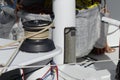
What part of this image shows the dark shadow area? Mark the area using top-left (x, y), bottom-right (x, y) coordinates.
top-left (89, 53), bottom-right (116, 80)
top-left (77, 52), bottom-right (117, 80)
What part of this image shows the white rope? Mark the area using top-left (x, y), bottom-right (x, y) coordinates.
top-left (0, 58), bottom-right (119, 69)
top-left (0, 39), bottom-right (24, 75)
top-left (0, 23), bottom-right (54, 75)
top-left (25, 30), bottom-right (49, 39)
top-left (0, 58), bottom-right (119, 79)
top-left (0, 23), bottom-right (53, 49)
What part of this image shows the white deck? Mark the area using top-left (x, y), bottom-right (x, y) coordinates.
top-left (59, 47), bottom-right (119, 80)
top-left (89, 47), bottom-right (119, 80)
top-left (0, 38), bottom-right (61, 72)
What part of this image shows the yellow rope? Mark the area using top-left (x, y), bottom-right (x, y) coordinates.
top-left (76, 3), bottom-right (98, 10)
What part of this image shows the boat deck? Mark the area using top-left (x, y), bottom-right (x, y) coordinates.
top-left (77, 47), bottom-right (119, 80)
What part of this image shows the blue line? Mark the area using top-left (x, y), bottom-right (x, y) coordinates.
top-left (13, 0), bottom-right (17, 9)
top-left (43, 73), bottom-right (51, 80)
top-left (0, 5), bottom-right (13, 9)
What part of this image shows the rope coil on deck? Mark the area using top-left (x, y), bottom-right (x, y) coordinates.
top-left (25, 30), bottom-right (49, 40)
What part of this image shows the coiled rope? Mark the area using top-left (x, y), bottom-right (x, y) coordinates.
top-left (25, 30), bottom-right (49, 40)
top-left (0, 22), bottom-right (53, 75)
top-left (0, 22), bottom-right (53, 49)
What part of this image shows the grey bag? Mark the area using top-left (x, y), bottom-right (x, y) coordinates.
top-left (76, 6), bottom-right (101, 57)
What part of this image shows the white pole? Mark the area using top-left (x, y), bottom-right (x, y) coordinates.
top-left (53, 0), bottom-right (76, 64)
top-left (102, 17), bottom-right (120, 27)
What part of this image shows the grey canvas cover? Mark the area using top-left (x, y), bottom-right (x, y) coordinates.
top-left (0, 7), bottom-right (15, 39)
top-left (76, 6), bottom-right (101, 57)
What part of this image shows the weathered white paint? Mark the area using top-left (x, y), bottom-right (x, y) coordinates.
top-left (53, 0), bottom-right (76, 64)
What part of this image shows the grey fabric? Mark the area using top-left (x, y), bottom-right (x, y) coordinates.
top-left (0, 7), bottom-right (15, 39)
top-left (64, 29), bottom-right (76, 63)
top-left (9, 21), bottom-right (24, 40)
top-left (76, 6), bottom-right (101, 57)
top-left (17, 11), bottom-right (52, 22)
top-left (2, 7), bottom-right (15, 17)
top-left (94, 13), bottom-right (109, 48)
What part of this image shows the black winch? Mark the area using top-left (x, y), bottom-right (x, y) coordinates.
top-left (20, 20), bottom-right (55, 53)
